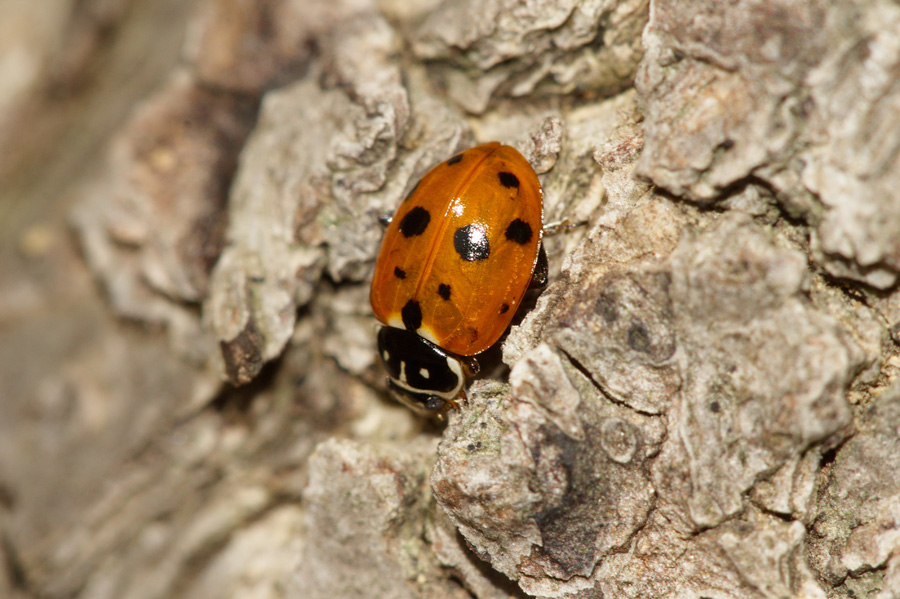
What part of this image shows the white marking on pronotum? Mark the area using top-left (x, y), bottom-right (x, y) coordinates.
top-left (420, 368), bottom-right (430, 379)
top-left (382, 350), bottom-right (390, 362)
top-left (445, 357), bottom-right (464, 398)
top-left (388, 356), bottom-right (464, 401)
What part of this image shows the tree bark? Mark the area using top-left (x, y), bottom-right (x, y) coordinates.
top-left (1, 0), bottom-right (898, 598)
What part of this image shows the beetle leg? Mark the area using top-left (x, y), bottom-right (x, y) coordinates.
top-left (460, 356), bottom-right (480, 377)
top-left (543, 218), bottom-right (587, 235)
top-left (529, 244), bottom-right (549, 289)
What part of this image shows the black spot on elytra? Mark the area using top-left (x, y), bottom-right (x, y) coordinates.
top-left (438, 283), bottom-right (451, 300)
top-left (447, 154), bottom-right (463, 165)
top-left (394, 267), bottom-right (406, 279)
top-left (499, 303), bottom-right (510, 314)
top-left (498, 171), bottom-right (519, 189)
top-left (454, 224), bottom-right (490, 261)
top-left (399, 207), bottom-right (430, 237)
top-left (402, 300), bottom-right (422, 331)
top-left (505, 219), bottom-right (533, 245)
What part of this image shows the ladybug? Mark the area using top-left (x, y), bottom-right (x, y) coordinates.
top-left (370, 142), bottom-right (547, 415)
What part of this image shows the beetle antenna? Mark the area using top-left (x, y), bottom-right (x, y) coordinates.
top-left (543, 218), bottom-right (588, 236)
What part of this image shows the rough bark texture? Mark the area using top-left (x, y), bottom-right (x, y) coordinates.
top-left (2, 0), bottom-right (899, 598)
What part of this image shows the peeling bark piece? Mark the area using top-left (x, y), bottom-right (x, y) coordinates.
top-left (636, 0), bottom-right (828, 200)
top-left (206, 78), bottom-right (344, 383)
top-left (553, 269), bottom-right (679, 415)
top-left (511, 344), bottom-right (584, 441)
top-left (880, 556), bottom-right (900, 599)
top-left (506, 197), bottom-right (688, 414)
top-left (219, 317), bottom-right (265, 385)
top-left (317, 13), bottom-right (413, 281)
top-left (717, 510), bottom-right (827, 599)
top-left (432, 364), bottom-right (664, 596)
top-left (809, 386), bottom-right (900, 587)
top-left (637, 0), bottom-right (900, 288)
top-left (411, 0), bottom-right (647, 113)
top-left (656, 214), bottom-right (856, 530)
top-left (427, 508), bottom-right (528, 599)
top-left (71, 70), bottom-right (257, 362)
top-left (636, 58), bottom-right (785, 201)
top-left (749, 449), bottom-right (821, 522)
top-left (72, 69), bottom-right (255, 306)
top-left (187, 0), bottom-right (356, 93)
top-left (801, 5), bottom-right (900, 288)
top-left (502, 91), bottom-right (658, 367)
top-left (184, 506), bottom-right (305, 599)
top-left (295, 438), bottom-right (470, 599)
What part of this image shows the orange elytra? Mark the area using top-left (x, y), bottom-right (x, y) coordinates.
top-left (370, 142), bottom-right (545, 415)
